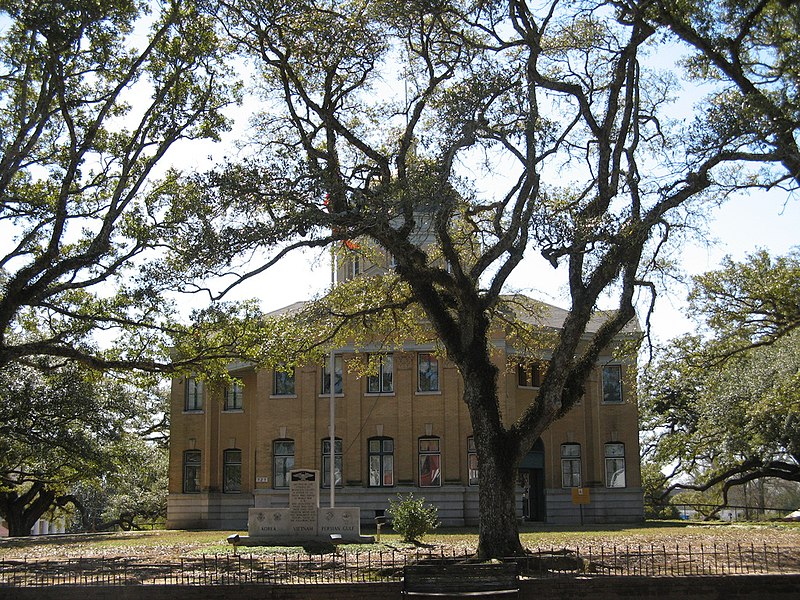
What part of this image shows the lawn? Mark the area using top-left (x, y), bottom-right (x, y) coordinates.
top-left (2, 521), bottom-right (800, 560)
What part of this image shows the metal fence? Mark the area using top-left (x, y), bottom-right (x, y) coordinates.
top-left (2, 543), bottom-right (799, 586)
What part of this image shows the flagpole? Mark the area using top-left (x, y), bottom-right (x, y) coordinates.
top-left (329, 349), bottom-right (336, 508)
top-left (329, 243), bottom-right (336, 508)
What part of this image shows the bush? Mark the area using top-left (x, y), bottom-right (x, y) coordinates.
top-left (387, 492), bottom-right (439, 543)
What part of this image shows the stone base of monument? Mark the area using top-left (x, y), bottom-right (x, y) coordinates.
top-left (240, 506), bottom-right (375, 545)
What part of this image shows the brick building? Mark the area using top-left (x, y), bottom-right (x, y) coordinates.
top-left (167, 277), bottom-right (644, 529)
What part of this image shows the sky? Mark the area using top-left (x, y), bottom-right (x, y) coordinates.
top-left (3, 7), bottom-right (797, 350)
top-left (212, 182), bottom-right (798, 347)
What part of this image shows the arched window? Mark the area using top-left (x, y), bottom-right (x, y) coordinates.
top-left (605, 443), bottom-right (626, 488)
top-left (322, 438), bottom-right (343, 488)
top-left (418, 437), bottom-right (441, 487)
top-left (368, 437), bottom-right (394, 487)
top-left (560, 443), bottom-right (581, 488)
top-left (467, 437), bottom-right (478, 486)
top-left (223, 449), bottom-right (242, 493)
top-left (183, 450), bottom-right (201, 493)
top-left (273, 439), bottom-right (294, 488)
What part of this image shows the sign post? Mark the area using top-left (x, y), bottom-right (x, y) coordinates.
top-left (571, 487), bottom-right (590, 525)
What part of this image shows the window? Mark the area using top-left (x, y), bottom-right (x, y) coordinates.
top-left (602, 365), bottom-right (623, 403)
top-left (273, 440), bottom-right (294, 488)
top-left (185, 378), bottom-right (203, 411)
top-left (223, 449), bottom-right (242, 493)
top-left (367, 354), bottom-right (394, 393)
top-left (467, 436), bottom-right (479, 486)
top-left (224, 381), bottom-right (243, 411)
top-left (517, 362), bottom-right (542, 388)
top-left (368, 437), bottom-right (394, 487)
top-left (418, 437), bottom-right (441, 487)
top-left (417, 353), bottom-right (440, 392)
top-left (273, 368), bottom-right (296, 396)
top-left (321, 355), bottom-right (343, 395)
top-left (183, 450), bottom-right (201, 493)
top-left (348, 256), bottom-right (360, 278)
top-left (605, 443), bottom-right (626, 488)
top-left (561, 443), bottom-right (581, 488)
top-left (321, 438), bottom-right (343, 488)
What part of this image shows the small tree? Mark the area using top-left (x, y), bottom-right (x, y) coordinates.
top-left (387, 493), bottom-right (439, 544)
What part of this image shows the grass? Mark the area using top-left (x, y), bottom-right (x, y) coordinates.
top-left (2, 521), bottom-right (800, 560)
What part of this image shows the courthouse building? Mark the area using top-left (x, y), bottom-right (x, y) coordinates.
top-left (166, 249), bottom-right (644, 529)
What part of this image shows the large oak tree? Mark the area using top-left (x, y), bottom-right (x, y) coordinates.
top-left (155, 0), bottom-right (800, 557)
top-left (641, 250), bottom-right (800, 510)
top-left (0, 0), bottom-right (242, 373)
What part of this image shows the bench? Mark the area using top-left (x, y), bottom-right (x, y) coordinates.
top-left (402, 562), bottom-right (520, 597)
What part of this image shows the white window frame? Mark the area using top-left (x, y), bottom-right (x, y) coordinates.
top-left (561, 443), bottom-right (582, 488)
top-left (321, 354), bottom-right (343, 395)
top-left (185, 377), bottom-right (203, 411)
top-left (322, 438), bottom-right (343, 488)
top-left (417, 352), bottom-right (440, 393)
top-left (273, 368), bottom-right (296, 396)
top-left (467, 436), bottom-right (479, 486)
top-left (183, 450), bottom-right (201, 493)
top-left (223, 449), bottom-right (242, 493)
top-left (368, 437), bottom-right (394, 487)
top-left (605, 442), bottom-right (626, 488)
top-left (602, 365), bottom-right (623, 403)
top-left (273, 440), bottom-right (294, 489)
top-left (367, 354), bottom-right (394, 393)
top-left (418, 437), bottom-right (441, 487)
top-left (224, 381), bottom-right (243, 411)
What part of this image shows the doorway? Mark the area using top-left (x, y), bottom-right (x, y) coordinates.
top-left (518, 439), bottom-right (545, 521)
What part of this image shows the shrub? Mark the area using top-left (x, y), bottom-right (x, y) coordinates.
top-left (387, 492), bottom-right (439, 543)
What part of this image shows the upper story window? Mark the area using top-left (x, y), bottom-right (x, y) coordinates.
top-left (367, 354), bottom-right (394, 393)
top-left (605, 442), bottom-right (626, 488)
top-left (347, 256), bottom-right (361, 279)
top-left (273, 367), bottom-right (296, 396)
top-left (418, 436), bottom-right (441, 487)
top-left (321, 438), bottom-right (343, 488)
top-left (273, 439), bottom-right (294, 489)
top-left (224, 381), bottom-right (243, 411)
top-left (561, 443), bottom-right (581, 488)
top-left (417, 352), bottom-right (440, 393)
top-left (223, 449), bottom-right (242, 493)
top-left (184, 378), bottom-right (203, 412)
top-left (183, 450), bottom-right (201, 493)
top-left (467, 436), bottom-right (479, 486)
top-left (517, 362), bottom-right (543, 388)
top-left (602, 365), bottom-right (623, 403)
top-left (368, 437), bottom-right (394, 487)
top-left (321, 354), bottom-right (343, 395)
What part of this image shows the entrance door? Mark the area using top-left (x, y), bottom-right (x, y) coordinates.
top-left (519, 439), bottom-right (545, 521)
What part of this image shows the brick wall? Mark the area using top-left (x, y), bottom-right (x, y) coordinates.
top-left (3, 575), bottom-right (800, 600)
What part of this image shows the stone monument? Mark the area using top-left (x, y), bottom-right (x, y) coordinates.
top-left (243, 469), bottom-right (372, 545)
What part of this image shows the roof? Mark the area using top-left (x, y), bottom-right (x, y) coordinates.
top-left (502, 295), bottom-right (641, 335)
top-left (267, 294), bottom-right (641, 336)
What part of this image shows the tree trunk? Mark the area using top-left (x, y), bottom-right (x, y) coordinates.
top-left (461, 358), bottom-right (526, 558)
top-left (475, 443), bottom-right (525, 558)
top-left (0, 485), bottom-right (56, 537)
top-left (3, 505), bottom-right (33, 537)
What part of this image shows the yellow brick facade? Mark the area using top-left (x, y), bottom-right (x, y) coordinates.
top-left (167, 311), bottom-right (644, 529)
